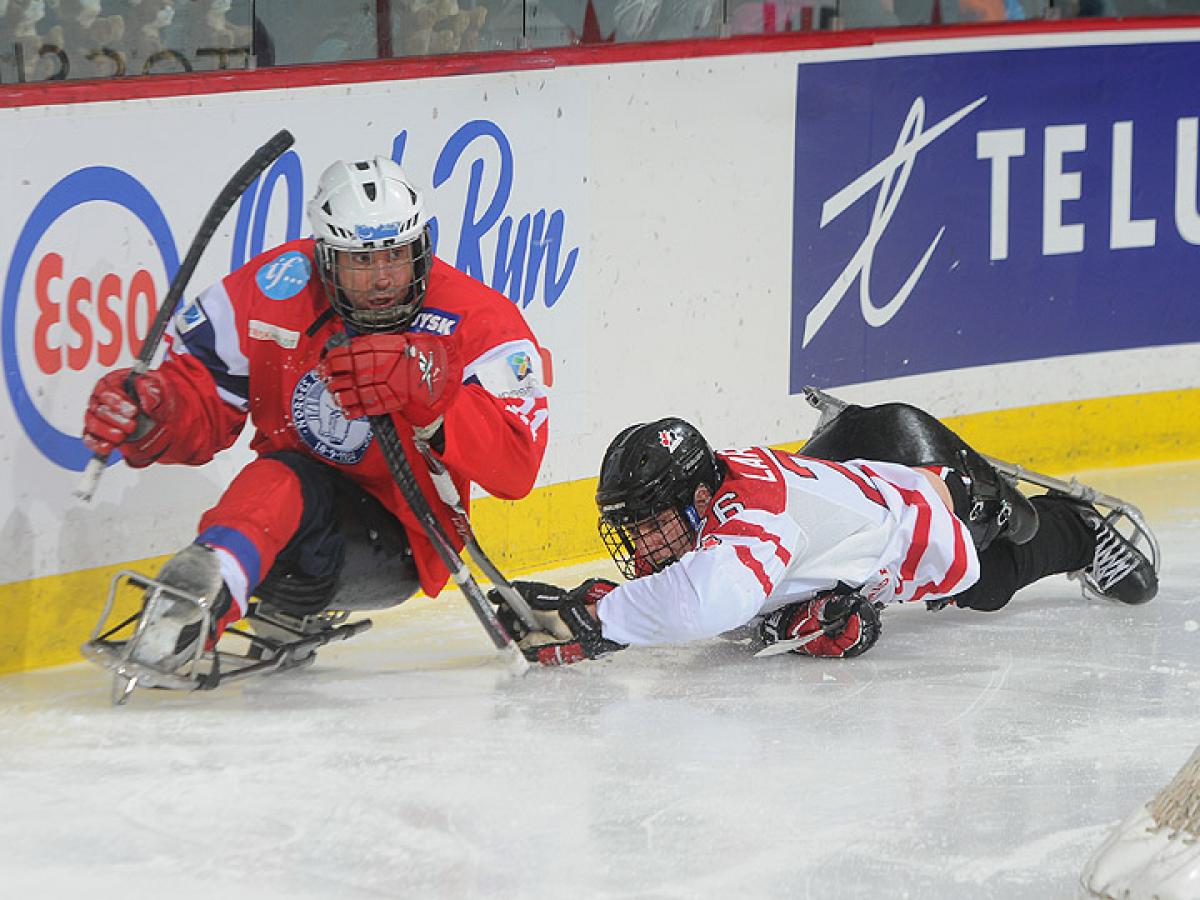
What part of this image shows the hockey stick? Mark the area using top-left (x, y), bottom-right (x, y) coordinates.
top-left (753, 626), bottom-right (834, 658)
top-left (325, 334), bottom-right (529, 674)
top-left (75, 128), bottom-right (296, 502)
top-left (411, 436), bottom-right (542, 634)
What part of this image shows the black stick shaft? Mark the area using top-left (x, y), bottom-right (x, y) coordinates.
top-left (322, 331), bottom-right (520, 661)
top-left (413, 437), bottom-right (541, 633)
top-left (136, 129), bottom-right (295, 374)
top-left (76, 129), bottom-right (295, 501)
top-left (368, 411), bottom-right (517, 652)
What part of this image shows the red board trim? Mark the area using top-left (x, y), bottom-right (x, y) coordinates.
top-left (1, 15), bottom-right (1198, 110)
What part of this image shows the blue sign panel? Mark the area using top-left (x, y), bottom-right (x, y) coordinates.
top-left (791, 42), bottom-right (1200, 391)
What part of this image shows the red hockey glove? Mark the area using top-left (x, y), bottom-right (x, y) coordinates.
top-left (759, 590), bottom-right (881, 659)
top-left (487, 578), bottom-right (626, 667)
top-left (320, 333), bottom-right (462, 427)
top-left (82, 369), bottom-right (178, 468)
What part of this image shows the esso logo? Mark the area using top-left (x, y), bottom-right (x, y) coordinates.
top-left (2, 167), bottom-right (178, 471)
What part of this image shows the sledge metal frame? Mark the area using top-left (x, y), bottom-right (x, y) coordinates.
top-left (801, 386), bottom-right (1162, 603)
top-left (81, 569), bottom-right (373, 705)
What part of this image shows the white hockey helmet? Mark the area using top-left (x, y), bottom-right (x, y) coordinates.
top-left (307, 157), bottom-right (433, 333)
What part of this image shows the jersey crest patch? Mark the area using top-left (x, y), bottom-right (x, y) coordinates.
top-left (256, 251), bottom-right (312, 300)
top-left (291, 370), bottom-right (373, 464)
top-left (408, 308), bottom-right (461, 336)
top-left (174, 299), bottom-right (207, 334)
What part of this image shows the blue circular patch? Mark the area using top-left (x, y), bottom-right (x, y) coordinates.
top-left (291, 370), bottom-right (373, 464)
top-left (256, 250), bottom-right (312, 300)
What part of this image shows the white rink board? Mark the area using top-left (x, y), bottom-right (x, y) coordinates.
top-left (2, 28), bottom-right (1199, 583)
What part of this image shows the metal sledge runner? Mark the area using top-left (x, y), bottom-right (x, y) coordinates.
top-left (801, 384), bottom-right (1161, 604)
top-left (82, 566), bottom-right (374, 705)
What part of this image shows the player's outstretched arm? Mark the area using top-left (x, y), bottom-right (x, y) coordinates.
top-left (488, 579), bottom-right (626, 667)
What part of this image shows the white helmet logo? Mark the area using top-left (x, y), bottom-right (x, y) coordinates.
top-left (355, 222), bottom-right (401, 241)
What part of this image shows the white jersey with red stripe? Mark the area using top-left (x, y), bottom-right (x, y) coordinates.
top-left (595, 447), bottom-right (980, 646)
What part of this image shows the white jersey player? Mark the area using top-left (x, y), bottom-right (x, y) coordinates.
top-left (595, 438), bottom-right (978, 649)
top-left (490, 413), bottom-right (1158, 667)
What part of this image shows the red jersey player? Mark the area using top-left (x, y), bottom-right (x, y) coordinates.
top-left (82, 157), bottom-right (549, 679)
top-left (491, 410), bottom-right (1157, 667)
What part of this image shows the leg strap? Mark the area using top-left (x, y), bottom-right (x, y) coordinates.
top-left (955, 494), bottom-right (1093, 611)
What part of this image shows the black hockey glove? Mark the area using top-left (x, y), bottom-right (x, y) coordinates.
top-left (759, 588), bottom-right (881, 658)
top-left (487, 579), bottom-right (626, 667)
top-left (817, 590), bottom-right (869, 635)
top-left (925, 596), bottom-right (958, 612)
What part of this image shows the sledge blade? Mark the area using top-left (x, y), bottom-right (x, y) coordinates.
top-left (82, 611), bottom-right (374, 704)
top-left (81, 638), bottom-right (205, 695)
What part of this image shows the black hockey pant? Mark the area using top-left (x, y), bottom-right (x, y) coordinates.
top-left (254, 451), bottom-right (420, 616)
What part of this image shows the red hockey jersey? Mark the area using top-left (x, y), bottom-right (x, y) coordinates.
top-left (154, 238), bottom-right (549, 597)
top-left (596, 447), bottom-right (979, 645)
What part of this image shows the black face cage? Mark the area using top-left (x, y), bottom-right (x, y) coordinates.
top-left (598, 518), bottom-right (641, 580)
top-left (315, 226), bottom-right (433, 333)
top-left (597, 509), bottom-right (696, 580)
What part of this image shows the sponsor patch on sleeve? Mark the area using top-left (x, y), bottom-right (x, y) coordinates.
top-left (467, 341), bottom-right (546, 400)
top-left (506, 351), bottom-right (531, 381)
top-left (248, 319), bottom-right (300, 350)
top-left (256, 251), bottom-right (312, 300)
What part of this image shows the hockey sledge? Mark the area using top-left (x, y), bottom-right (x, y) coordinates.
top-left (802, 385), bottom-right (1162, 603)
top-left (81, 568), bottom-right (373, 705)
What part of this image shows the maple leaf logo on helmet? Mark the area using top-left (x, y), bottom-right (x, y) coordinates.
top-left (658, 428), bottom-right (682, 452)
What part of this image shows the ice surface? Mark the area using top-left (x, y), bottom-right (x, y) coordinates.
top-left (1, 462), bottom-right (1197, 899)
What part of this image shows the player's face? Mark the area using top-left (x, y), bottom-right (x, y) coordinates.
top-left (334, 244), bottom-right (416, 310)
top-left (631, 508), bottom-right (694, 572)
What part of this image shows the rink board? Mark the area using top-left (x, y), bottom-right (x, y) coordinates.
top-left (2, 23), bottom-right (1199, 673)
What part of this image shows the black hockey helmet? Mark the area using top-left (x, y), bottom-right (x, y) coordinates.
top-left (595, 417), bottom-right (723, 578)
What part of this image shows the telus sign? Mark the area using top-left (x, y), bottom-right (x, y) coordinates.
top-left (790, 41), bottom-right (1200, 391)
